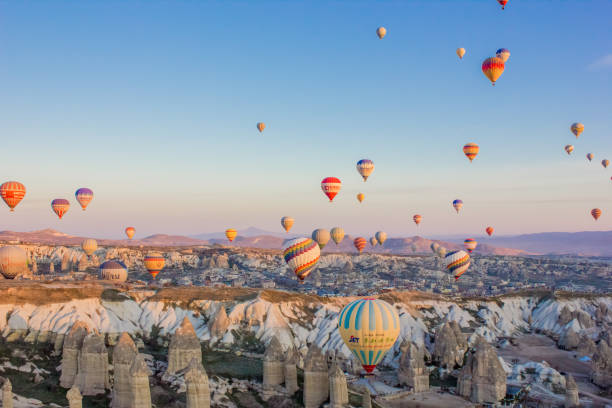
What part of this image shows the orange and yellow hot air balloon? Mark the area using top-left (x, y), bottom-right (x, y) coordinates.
top-left (144, 252), bottom-right (165, 279)
top-left (463, 143), bottom-right (479, 162)
top-left (482, 57), bottom-right (505, 86)
top-left (51, 199), bottom-right (70, 219)
top-left (0, 181), bottom-right (26, 212)
top-left (281, 216), bottom-right (294, 232)
top-left (376, 27), bottom-right (386, 39)
top-left (354, 237), bottom-right (367, 253)
top-left (256, 122), bottom-right (265, 133)
top-left (486, 226), bottom-right (494, 236)
top-left (413, 214), bottom-right (422, 226)
top-left (602, 159), bottom-right (609, 169)
top-left (225, 229), bottom-right (237, 242)
top-left (456, 48), bottom-right (466, 59)
top-left (357, 193), bottom-right (365, 203)
top-left (587, 153), bottom-right (594, 162)
top-left (125, 227), bottom-right (136, 240)
top-left (571, 123), bottom-right (584, 138)
top-left (591, 208), bottom-right (602, 221)
top-left (565, 145), bottom-right (574, 155)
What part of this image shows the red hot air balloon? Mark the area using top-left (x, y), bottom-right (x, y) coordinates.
top-left (51, 199), bottom-right (70, 219)
top-left (353, 237), bottom-right (366, 253)
top-left (321, 177), bottom-right (342, 202)
top-left (482, 57), bottom-right (505, 85)
top-left (591, 208), bottom-right (602, 221)
top-left (413, 214), bottom-right (422, 226)
top-left (125, 227), bottom-right (136, 240)
top-left (497, 0), bottom-right (508, 9)
top-left (0, 182), bottom-right (26, 212)
top-left (486, 226), bottom-right (494, 236)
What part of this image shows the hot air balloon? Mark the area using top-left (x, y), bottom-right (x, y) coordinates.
top-left (331, 227), bottom-right (345, 245)
top-left (497, 0), bottom-right (508, 9)
top-left (413, 214), bottom-right (422, 226)
top-left (257, 122), bottom-right (265, 133)
top-left (482, 57), bottom-right (505, 85)
top-left (312, 229), bottom-right (331, 249)
top-left (81, 239), bottom-right (98, 256)
top-left (375, 231), bottom-right (387, 246)
top-left (456, 48), bottom-right (466, 59)
top-left (430, 242), bottom-right (440, 254)
top-left (354, 237), bottom-right (367, 253)
top-left (587, 153), bottom-right (594, 162)
top-left (463, 143), bottom-right (479, 162)
top-left (463, 238), bottom-right (478, 254)
top-left (51, 199), bottom-right (70, 219)
top-left (125, 227), bottom-right (136, 240)
top-left (144, 252), bottom-right (165, 279)
top-left (357, 193), bottom-right (365, 203)
top-left (592, 208), bottom-right (602, 220)
top-left (100, 260), bottom-right (128, 282)
top-left (225, 229), bottom-right (237, 242)
top-left (453, 199), bottom-right (463, 214)
top-left (75, 188), bottom-right (94, 211)
top-left (565, 145), bottom-right (574, 155)
top-left (496, 48), bottom-right (510, 63)
top-left (445, 250), bottom-right (470, 280)
top-left (321, 177), bottom-right (342, 202)
top-left (437, 246), bottom-right (447, 258)
top-left (571, 123), bottom-right (584, 138)
top-left (0, 246), bottom-right (27, 279)
top-left (602, 159), bottom-right (610, 169)
top-left (376, 27), bottom-right (386, 39)
top-left (356, 159), bottom-right (375, 182)
top-left (0, 181), bottom-right (26, 212)
top-left (486, 226), bottom-right (494, 237)
top-left (282, 237), bottom-right (320, 282)
top-left (338, 298), bottom-right (400, 374)
top-left (370, 237), bottom-right (378, 247)
top-left (281, 216), bottom-right (294, 232)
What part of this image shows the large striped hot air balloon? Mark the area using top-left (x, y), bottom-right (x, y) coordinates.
top-left (225, 229), bottom-right (237, 242)
top-left (144, 253), bottom-right (165, 279)
top-left (100, 260), bottom-right (128, 282)
top-left (413, 214), bottom-right (422, 226)
top-left (338, 298), bottom-right (400, 374)
top-left (81, 239), bottom-right (98, 256)
top-left (75, 188), bottom-right (94, 211)
top-left (571, 123), bottom-right (584, 138)
top-left (463, 143), bottom-right (479, 162)
top-left (456, 48), bottom-right (466, 59)
top-left (312, 229), bottom-right (331, 249)
top-left (452, 199), bottom-right (463, 214)
top-left (375, 231), bottom-right (387, 246)
top-left (565, 145), bottom-right (574, 155)
top-left (592, 208), bottom-right (602, 221)
top-left (370, 237), bottom-right (378, 247)
top-left (282, 237), bottom-right (320, 282)
top-left (497, 0), bottom-right (508, 10)
top-left (463, 238), bottom-right (478, 254)
top-left (281, 216), bottom-right (294, 232)
top-left (321, 177), bottom-right (342, 202)
top-left (257, 122), bottom-right (265, 133)
top-left (602, 159), bottom-right (609, 169)
top-left (356, 159), bottom-right (375, 182)
top-left (496, 48), bottom-right (510, 63)
top-left (486, 226), bottom-right (494, 237)
top-left (0, 181), bottom-right (26, 212)
top-left (51, 199), bottom-right (70, 219)
top-left (354, 237), bottom-right (367, 253)
top-left (357, 193), bottom-right (365, 203)
top-left (376, 27), bottom-right (386, 39)
top-left (125, 227), bottom-right (136, 240)
top-left (331, 227), bottom-right (345, 245)
top-left (0, 246), bottom-right (28, 279)
top-left (587, 153), bottom-right (594, 162)
top-left (482, 57), bottom-right (505, 85)
top-left (445, 250), bottom-right (470, 280)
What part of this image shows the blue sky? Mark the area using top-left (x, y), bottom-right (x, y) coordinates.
top-left (0, 0), bottom-right (611, 238)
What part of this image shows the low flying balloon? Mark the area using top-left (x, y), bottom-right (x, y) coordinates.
top-left (357, 193), bottom-right (365, 203)
top-left (144, 252), bottom-right (165, 279)
top-left (81, 239), bottom-right (98, 256)
top-left (354, 237), bottom-right (367, 254)
top-left (592, 208), bottom-right (602, 221)
top-left (356, 159), bottom-right (375, 182)
top-left (456, 48), bottom-right (466, 59)
top-left (413, 214), bottom-right (422, 226)
top-left (256, 122), bottom-right (265, 133)
top-left (482, 57), bottom-right (505, 85)
top-left (375, 231), bottom-right (387, 245)
top-left (453, 199), bottom-right (463, 214)
top-left (225, 229), bottom-right (237, 242)
top-left (281, 216), bottom-right (294, 232)
top-left (321, 177), bottom-right (342, 202)
top-left (437, 246), bottom-right (447, 258)
top-left (0, 246), bottom-right (28, 279)
top-left (376, 27), bottom-right (386, 39)
top-left (125, 227), bottom-right (136, 240)
top-left (463, 238), bottom-right (478, 254)
top-left (463, 143), bottom-right (479, 162)
top-left (370, 237), bottom-right (378, 247)
top-left (430, 242), bottom-right (440, 254)
top-left (571, 123), bottom-right (584, 138)
top-left (75, 188), bottom-right (94, 210)
top-left (445, 250), bottom-right (470, 280)
top-left (565, 145), bottom-right (574, 155)
top-left (587, 153), bottom-right (594, 162)
top-left (312, 228), bottom-right (331, 249)
top-left (51, 199), bottom-right (70, 219)
top-left (497, 0), bottom-right (508, 10)
top-left (330, 227), bottom-right (345, 245)
top-left (338, 298), bottom-right (400, 373)
top-left (602, 159), bottom-right (609, 169)
top-left (0, 181), bottom-right (26, 212)
top-left (496, 48), bottom-right (510, 63)
top-left (486, 226), bottom-right (494, 237)
top-left (282, 237), bottom-right (320, 282)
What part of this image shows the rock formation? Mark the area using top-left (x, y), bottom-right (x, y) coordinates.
top-left (112, 332), bottom-right (138, 408)
top-left (576, 335), bottom-right (597, 356)
top-left (60, 321), bottom-right (91, 388)
top-left (398, 340), bottom-right (429, 392)
top-left (2, 379), bottom-right (13, 408)
top-left (284, 347), bottom-right (299, 396)
top-left (457, 338), bottom-right (506, 404)
top-left (433, 320), bottom-right (467, 368)
top-left (67, 385), bottom-right (83, 408)
top-left (564, 374), bottom-right (579, 407)
top-left (558, 306), bottom-right (594, 329)
top-left (591, 340), bottom-right (612, 390)
top-left (129, 354), bottom-right (152, 408)
top-left (184, 358), bottom-right (210, 408)
top-left (263, 336), bottom-right (284, 399)
top-left (166, 317), bottom-right (202, 375)
top-left (209, 306), bottom-right (230, 339)
top-left (559, 328), bottom-right (580, 350)
top-left (329, 363), bottom-right (348, 408)
top-left (75, 331), bottom-right (109, 395)
top-left (361, 388), bottom-right (371, 408)
top-left (303, 344), bottom-right (329, 408)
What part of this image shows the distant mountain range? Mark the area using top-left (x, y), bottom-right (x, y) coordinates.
top-left (485, 231), bottom-right (612, 257)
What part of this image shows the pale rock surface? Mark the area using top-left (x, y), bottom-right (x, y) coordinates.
top-left (2, 378), bottom-right (13, 408)
top-left (166, 317), bottom-right (202, 375)
top-left (303, 344), bottom-right (329, 408)
top-left (129, 354), bottom-right (152, 408)
top-left (184, 358), bottom-right (210, 408)
top-left (67, 385), bottom-right (83, 408)
top-left (576, 335), bottom-right (597, 356)
top-left (75, 331), bottom-right (109, 395)
top-left (262, 336), bottom-right (284, 399)
top-left (328, 363), bottom-right (348, 408)
top-left (112, 332), bottom-right (138, 408)
top-left (361, 388), bottom-right (371, 408)
top-left (284, 347), bottom-right (299, 396)
top-left (209, 306), bottom-right (230, 340)
top-left (592, 340), bottom-right (612, 390)
top-left (398, 339), bottom-right (429, 392)
top-left (559, 327), bottom-right (580, 350)
top-left (564, 374), bottom-right (579, 408)
top-left (457, 337), bottom-right (506, 404)
top-left (433, 320), bottom-right (467, 368)
top-left (60, 321), bottom-right (91, 388)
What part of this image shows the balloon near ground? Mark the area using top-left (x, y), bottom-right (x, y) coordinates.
top-left (375, 231), bottom-right (387, 245)
top-left (370, 237), bottom-right (378, 247)
top-left (376, 27), bottom-right (386, 39)
top-left (354, 237), bottom-right (367, 253)
top-left (125, 227), bottom-right (136, 240)
top-left (464, 238), bottom-right (478, 254)
top-left (456, 48), bottom-right (465, 59)
top-left (452, 199), bottom-right (463, 213)
top-left (144, 253), bottom-right (165, 279)
top-left (81, 239), bottom-right (98, 256)
top-left (0, 246), bottom-right (28, 279)
top-left (225, 229), bottom-right (237, 242)
top-left (337, 298), bottom-right (401, 374)
top-left (321, 177), bottom-right (342, 202)
top-left (75, 188), bottom-right (94, 210)
top-left (592, 208), bottom-right (602, 220)
top-left (486, 226), bottom-right (494, 236)
top-left (356, 159), bottom-right (375, 182)
top-left (430, 242), bottom-right (439, 254)
top-left (330, 227), bottom-right (345, 245)
top-left (51, 199), bottom-right (70, 219)
top-left (282, 237), bottom-right (320, 282)
top-left (482, 57), bottom-right (505, 85)
top-left (463, 143), bottom-right (479, 162)
top-left (0, 181), bottom-right (26, 212)
top-left (100, 260), bottom-right (128, 282)
top-left (571, 123), bottom-right (584, 138)
top-left (565, 145), bottom-right (574, 155)
top-left (281, 216), bottom-right (294, 232)
top-left (312, 228), bottom-right (331, 249)
top-left (445, 250), bottom-right (470, 280)
top-left (496, 48), bottom-right (510, 63)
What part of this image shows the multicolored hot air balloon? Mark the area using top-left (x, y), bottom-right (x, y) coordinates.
top-left (571, 123), bottom-right (584, 138)
top-left (482, 57), bottom-right (505, 85)
top-left (338, 298), bottom-right (400, 374)
top-left (445, 250), bottom-right (470, 280)
top-left (0, 182), bottom-right (26, 212)
top-left (331, 227), bottom-right (345, 245)
top-left (376, 27), bottom-right (386, 39)
top-left (321, 177), bottom-right (342, 202)
top-left (257, 122), bottom-right (265, 133)
top-left (281, 216), bottom-right (294, 232)
top-left (456, 48), bottom-right (466, 59)
top-left (282, 237), bottom-right (320, 282)
top-left (602, 159), bottom-right (609, 169)
top-left (312, 228), bottom-right (331, 249)
top-left (497, 0), bottom-right (508, 10)
top-left (144, 253), bottom-right (165, 279)
top-left (413, 214), bottom-right (422, 226)
top-left (75, 188), bottom-right (94, 211)
top-left (370, 237), bottom-right (378, 247)
top-left (463, 238), bottom-right (478, 254)
top-left (81, 239), bottom-right (98, 256)
top-left (125, 227), bottom-right (136, 240)
top-left (356, 159), bottom-right (375, 182)
top-left (357, 193), bottom-right (365, 203)
top-left (375, 231), bottom-right (387, 246)
top-left (463, 143), bottom-right (479, 162)
top-left (592, 208), bottom-right (602, 220)
top-left (225, 229), bottom-right (237, 242)
top-left (354, 237), bottom-right (367, 253)
top-left (496, 48), bottom-right (510, 63)
top-left (565, 145), bottom-right (574, 155)
top-left (51, 199), bottom-right (70, 219)
top-left (587, 153), bottom-right (594, 162)
top-left (486, 226), bottom-right (494, 237)
top-left (0, 246), bottom-right (28, 279)
top-left (100, 260), bottom-right (128, 282)
top-left (453, 199), bottom-right (463, 213)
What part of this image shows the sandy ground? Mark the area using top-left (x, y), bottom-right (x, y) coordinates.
top-left (382, 390), bottom-right (474, 408)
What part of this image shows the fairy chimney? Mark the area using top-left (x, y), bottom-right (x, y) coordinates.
top-left (457, 337), bottom-right (506, 404)
top-left (67, 385), bottom-right (83, 408)
top-left (184, 358), bottom-right (210, 408)
top-left (129, 354), bottom-right (152, 408)
top-left (329, 363), bottom-right (348, 408)
top-left (262, 336), bottom-right (284, 399)
top-left (284, 347), bottom-right (299, 396)
top-left (398, 340), bottom-right (429, 392)
top-left (2, 379), bottom-right (13, 408)
top-left (60, 321), bottom-right (91, 388)
top-left (303, 344), bottom-right (329, 408)
top-left (75, 331), bottom-right (109, 395)
top-left (564, 374), bottom-right (579, 407)
top-left (166, 317), bottom-right (202, 375)
top-left (112, 332), bottom-right (138, 408)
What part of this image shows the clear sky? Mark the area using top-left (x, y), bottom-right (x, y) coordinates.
top-left (0, 0), bottom-right (611, 239)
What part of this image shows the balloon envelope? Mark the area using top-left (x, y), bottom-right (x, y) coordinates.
top-left (497, 0), bottom-right (508, 9)
top-left (463, 143), bottom-right (479, 162)
top-left (225, 229), bottom-right (237, 242)
top-left (413, 214), bottom-right (422, 225)
top-left (370, 237), bottom-right (378, 247)
top-left (75, 188), bottom-right (94, 210)
top-left (376, 27), bottom-right (386, 39)
top-left (257, 122), bottom-right (265, 132)
top-left (281, 216), bottom-right (294, 232)
top-left (430, 242), bottom-right (439, 254)
top-left (144, 253), bottom-right (165, 279)
top-left (125, 227), bottom-right (136, 240)
top-left (565, 145), bottom-right (574, 155)
top-left (81, 239), bottom-right (98, 256)
top-left (463, 238), bottom-right (478, 253)
top-left (357, 193), bottom-right (365, 203)
top-left (592, 208), bottom-right (602, 220)
top-left (486, 226), bottom-right (494, 236)
top-left (51, 199), bottom-right (70, 219)
top-left (312, 229), bottom-right (331, 249)
top-left (330, 227), bottom-right (345, 245)
top-left (571, 123), bottom-right (584, 138)
top-left (602, 159), bottom-right (609, 169)
top-left (375, 231), bottom-right (387, 245)
top-left (445, 250), bottom-right (470, 280)
top-left (587, 153), bottom-right (594, 162)
top-left (482, 57), bottom-right (505, 85)
top-left (321, 177), bottom-right (342, 202)
top-left (282, 237), bottom-right (320, 281)
top-left (100, 260), bottom-right (128, 282)
top-left (456, 48), bottom-right (466, 59)
top-left (453, 199), bottom-right (463, 213)
top-left (0, 181), bottom-right (26, 212)
top-left (356, 159), bottom-right (375, 182)
top-left (496, 48), bottom-right (510, 63)
top-left (0, 246), bottom-right (27, 279)
top-left (354, 237), bottom-right (367, 253)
